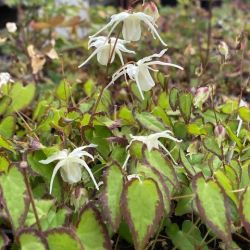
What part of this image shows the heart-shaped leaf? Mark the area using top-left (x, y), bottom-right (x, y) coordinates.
top-left (46, 228), bottom-right (83, 250)
top-left (122, 178), bottom-right (164, 250)
top-left (100, 164), bottom-right (124, 231)
top-left (192, 173), bottom-right (231, 243)
top-left (7, 82), bottom-right (36, 114)
top-left (76, 205), bottom-right (112, 250)
top-left (17, 229), bottom-right (47, 250)
top-left (0, 167), bottom-right (29, 230)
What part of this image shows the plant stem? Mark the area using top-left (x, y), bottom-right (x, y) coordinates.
top-left (151, 219), bottom-right (164, 250)
top-left (23, 168), bottom-right (42, 231)
top-left (204, 0), bottom-right (212, 68)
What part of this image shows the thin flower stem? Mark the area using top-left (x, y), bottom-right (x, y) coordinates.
top-left (89, 26), bottom-right (122, 125)
top-left (23, 168), bottom-right (42, 231)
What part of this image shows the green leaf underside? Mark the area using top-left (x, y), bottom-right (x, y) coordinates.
top-left (76, 205), bottom-right (111, 250)
top-left (18, 230), bottom-right (47, 250)
top-left (145, 149), bottom-right (179, 193)
top-left (0, 167), bottom-right (28, 230)
top-left (166, 220), bottom-right (208, 250)
top-left (136, 162), bottom-right (171, 214)
top-left (203, 137), bottom-right (222, 158)
top-left (122, 178), bottom-right (164, 250)
top-left (101, 164), bottom-right (124, 231)
top-left (46, 228), bottom-right (83, 250)
top-left (239, 187), bottom-right (250, 236)
top-left (192, 173), bottom-right (231, 243)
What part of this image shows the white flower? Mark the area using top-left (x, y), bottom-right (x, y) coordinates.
top-left (106, 49), bottom-right (183, 99)
top-left (90, 11), bottom-right (167, 46)
top-left (122, 130), bottom-right (182, 169)
top-left (0, 72), bottom-right (13, 88)
top-left (39, 145), bottom-right (99, 194)
top-left (6, 22), bottom-right (17, 33)
top-left (78, 36), bottom-right (135, 67)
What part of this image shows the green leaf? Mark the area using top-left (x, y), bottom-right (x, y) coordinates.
top-left (136, 162), bottom-right (171, 214)
top-left (178, 92), bottom-right (192, 123)
top-left (239, 106), bottom-right (250, 123)
top-left (0, 135), bottom-right (15, 153)
top-left (192, 173), bottom-right (231, 243)
top-left (152, 106), bottom-right (172, 127)
top-left (0, 167), bottom-right (28, 230)
top-left (179, 149), bottom-right (196, 176)
top-left (0, 96), bottom-right (12, 115)
top-left (122, 178), bottom-right (164, 250)
top-left (46, 228), bottom-right (83, 250)
top-left (135, 112), bottom-right (165, 132)
top-left (0, 116), bottom-right (16, 138)
top-left (187, 123), bottom-right (207, 136)
top-left (76, 205), bottom-right (112, 250)
top-left (169, 87), bottom-right (179, 111)
top-left (173, 121), bottom-right (187, 140)
top-left (166, 220), bottom-right (208, 250)
top-left (214, 170), bottom-right (238, 206)
top-left (221, 100), bottom-right (238, 114)
top-left (0, 155), bottom-right (10, 173)
top-left (225, 125), bottom-right (242, 148)
top-left (203, 137), bottom-right (222, 158)
top-left (145, 149), bottom-right (179, 194)
top-left (7, 82), bottom-right (35, 114)
top-left (101, 164), bottom-right (124, 231)
top-left (56, 80), bottom-right (72, 101)
top-left (239, 187), bottom-right (250, 236)
top-left (18, 229), bottom-right (47, 250)
top-left (118, 106), bottom-right (135, 125)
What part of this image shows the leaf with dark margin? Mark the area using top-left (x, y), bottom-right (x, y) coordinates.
top-left (121, 178), bottom-right (164, 250)
top-left (178, 92), bottom-right (192, 123)
top-left (0, 230), bottom-right (9, 250)
top-left (100, 164), bottom-right (124, 231)
top-left (179, 149), bottom-right (196, 176)
top-left (214, 170), bottom-right (238, 206)
top-left (169, 87), bottom-right (179, 111)
top-left (45, 228), bottom-right (83, 250)
top-left (135, 112), bottom-right (165, 132)
top-left (17, 229), bottom-right (48, 250)
top-left (0, 167), bottom-right (29, 230)
top-left (129, 141), bottom-right (144, 160)
top-left (203, 137), bottom-right (222, 158)
top-left (166, 220), bottom-right (208, 250)
top-left (239, 187), bottom-right (250, 236)
top-left (76, 204), bottom-right (112, 250)
top-left (192, 173), bottom-right (232, 244)
top-left (136, 162), bottom-right (171, 214)
top-left (144, 149), bottom-right (179, 194)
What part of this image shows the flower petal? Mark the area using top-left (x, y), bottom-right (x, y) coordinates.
top-left (49, 159), bottom-right (66, 194)
top-left (137, 64), bottom-right (155, 91)
top-left (39, 150), bottom-right (68, 165)
top-left (122, 15), bottom-right (141, 41)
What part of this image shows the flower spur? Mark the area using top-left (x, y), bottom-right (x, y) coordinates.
top-left (122, 130), bottom-right (182, 169)
top-left (78, 36), bottom-right (135, 67)
top-left (90, 11), bottom-right (167, 46)
top-left (39, 145), bottom-right (99, 194)
top-left (105, 49), bottom-right (183, 100)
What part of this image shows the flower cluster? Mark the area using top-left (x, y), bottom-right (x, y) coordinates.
top-left (40, 1), bottom-right (183, 194)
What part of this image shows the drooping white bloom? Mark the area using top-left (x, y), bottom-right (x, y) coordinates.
top-left (122, 130), bottom-right (182, 169)
top-left (6, 22), bottom-right (17, 33)
top-left (39, 145), bottom-right (99, 194)
top-left (0, 72), bottom-right (13, 88)
top-left (78, 36), bottom-right (135, 67)
top-left (106, 49), bottom-right (183, 99)
top-left (90, 11), bottom-right (167, 46)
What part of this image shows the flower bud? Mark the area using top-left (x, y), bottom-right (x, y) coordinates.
top-left (214, 124), bottom-right (226, 145)
top-left (20, 161), bottom-right (28, 169)
top-left (143, 2), bottom-right (160, 22)
top-left (70, 187), bottom-right (89, 211)
top-left (193, 86), bottom-right (210, 109)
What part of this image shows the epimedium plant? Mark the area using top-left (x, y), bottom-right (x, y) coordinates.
top-left (0, 0), bottom-right (250, 250)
